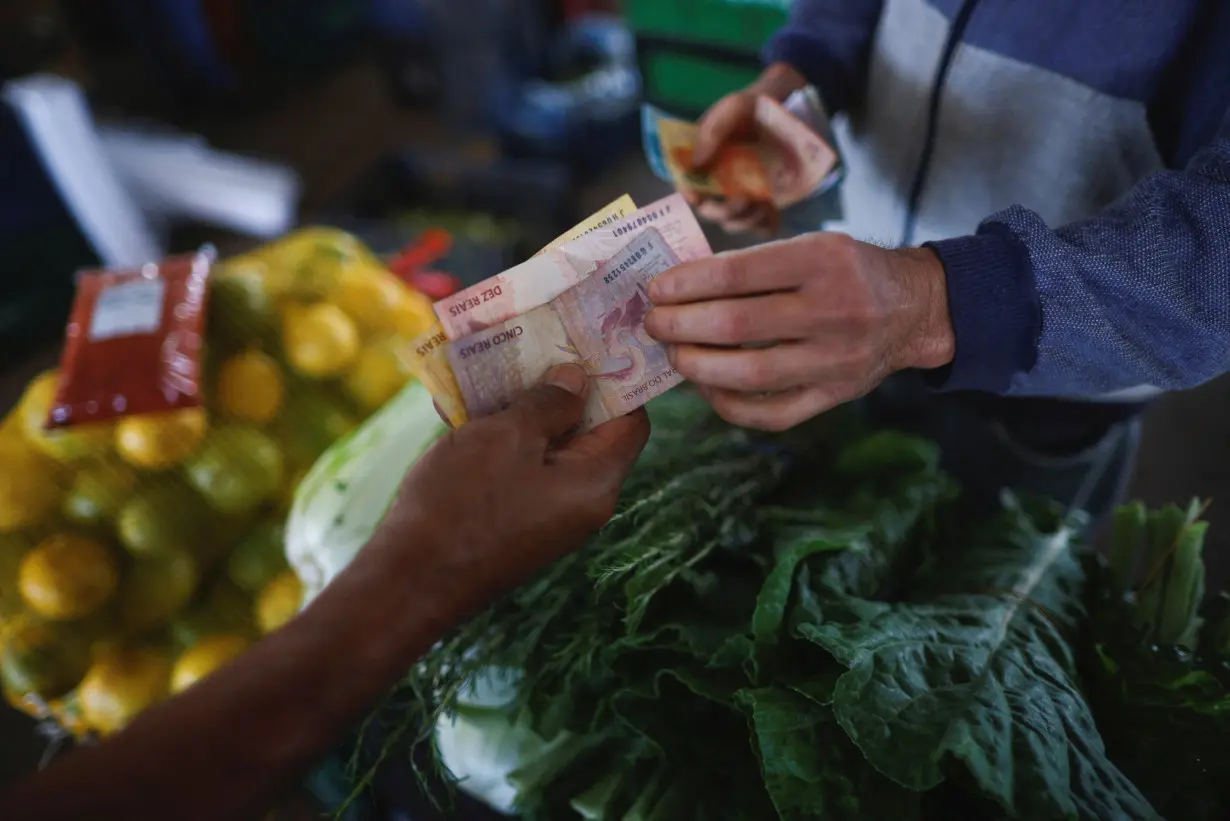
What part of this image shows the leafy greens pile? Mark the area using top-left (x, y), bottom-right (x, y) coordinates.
top-left (1083, 501), bottom-right (1230, 820)
top-left (341, 390), bottom-right (1227, 821)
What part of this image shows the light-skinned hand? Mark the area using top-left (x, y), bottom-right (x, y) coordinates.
top-left (645, 233), bottom-right (955, 431)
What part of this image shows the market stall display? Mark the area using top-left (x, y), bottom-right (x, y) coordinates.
top-left (0, 226), bottom-right (440, 741)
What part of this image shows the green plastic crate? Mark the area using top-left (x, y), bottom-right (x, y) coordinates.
top-left (626, 0), bottom-right (789, 55)
top-left (640, 45), bottom-right (764, 117)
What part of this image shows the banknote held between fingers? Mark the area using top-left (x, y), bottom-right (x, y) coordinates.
top-left (686, 62), bottom-right (807, 235)
top-left (645, 232), bottom-right (957, 431)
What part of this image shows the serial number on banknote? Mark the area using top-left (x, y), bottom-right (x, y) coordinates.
top-left (611, 202), bottom-right (672, 238)
top-left (604, 246), bottom-right (649, 284)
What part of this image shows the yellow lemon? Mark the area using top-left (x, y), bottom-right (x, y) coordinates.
top-left (19, 534), bottom-right (118, 621)
top-left (170, 634), bottom-right (250, 694)
top-left (343, 341), bottom-right (413, 412)
top-left (282, 303), bottom-right (360, 378)
top-left (391, 289), bottom-right (438, 339)
top-left (255, 571), bottom-right (303, 634)
top-left (216, 350), bottom-right (285, 423)
top-left (0, 408), bottom-right (24, 445)
top-left (78, 645), bottom-right (171, 735)
top-left (330, 267), bottom-right (407, 338)
top-left (262, 229), bottom-right (378, 302)
top-left (115, 408), bottom-right (208, 470)
top-left (0, 439), bottom-right (63, 533)
top-left (18, 371), bottom-right (113, 464)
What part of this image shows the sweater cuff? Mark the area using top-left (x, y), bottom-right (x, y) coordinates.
top-left (762, 29), bottom-right (848, 115)
top-left (922, 225), bottom-right (1041, 393)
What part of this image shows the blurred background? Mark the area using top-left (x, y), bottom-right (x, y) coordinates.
top-left (0, 0), bottom-right (1227, 815)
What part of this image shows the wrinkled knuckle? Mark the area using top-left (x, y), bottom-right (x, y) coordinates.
top-left (713, 256), bottom-right (746, 293)
top-left (646, 309), bottom-right (673, 338)
top-left (715, 305), bottom-right (751, 342)
top-left (822, 231), bottom-right (860, 265)
top-left (738, 357), bottom-right (774, 390)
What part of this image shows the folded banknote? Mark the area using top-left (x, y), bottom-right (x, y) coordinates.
top-left (404, 194), bottom-right (638, 426)
top-left (433, 192), bottom-right (708, 340)
top-left (641, 86), bottom-right (843, 212)
top-left (448, 227), bottom-right (687, 432)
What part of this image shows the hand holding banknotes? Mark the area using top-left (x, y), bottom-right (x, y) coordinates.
top-left (684, 63), bottom-right (810, 236)
top-left (389, 363), bottom-right (650, 606)
top-left (645, 232), bottom-right (956, 431)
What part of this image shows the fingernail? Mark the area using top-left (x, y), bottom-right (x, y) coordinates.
top-left (666, 345), bottom-right (677, 367)
top-left (544, 363), bottom-right (587, 395)
top-left (649, 279), bottom-right (667, 301)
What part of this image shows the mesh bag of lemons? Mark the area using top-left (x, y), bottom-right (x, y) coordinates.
top-left (0, 228), bottom-right (438, 739)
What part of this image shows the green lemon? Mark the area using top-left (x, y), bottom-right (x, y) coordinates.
top-left (227, 520), bottom-right (288, 595)
top-left (183, 426), bottom-right (284, 517)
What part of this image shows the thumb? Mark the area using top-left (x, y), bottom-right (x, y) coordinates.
top-left (694, 93), bottom-right (753, 169)
top-left (508, 363), bottom-right (591, 441)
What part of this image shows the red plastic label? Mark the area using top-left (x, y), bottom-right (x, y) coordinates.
top-left (48, 250), bottom-right (213, 429)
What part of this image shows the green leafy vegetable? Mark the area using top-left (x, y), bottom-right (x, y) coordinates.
top-left (737, 686), bottom-right (921, 821)
top-left (286, 379), bottom-right (448, 603)
top-left (340, 391), bottom-right (958, 819)
top-left (801, 497), bottom-right (1158, 820)
top-left (1085, 500), bottom-right (1230, 821)
top-left (317, 388), bottom-right (1212, 821)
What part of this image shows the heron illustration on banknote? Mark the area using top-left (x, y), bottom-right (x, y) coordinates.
top-left (556, 281), bottom-right (655, 383)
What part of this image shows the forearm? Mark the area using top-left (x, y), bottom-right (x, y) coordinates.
top-left (0, 517), bottom-right (459, 821)
top-left (925, 110), bottom-right (1230, 397)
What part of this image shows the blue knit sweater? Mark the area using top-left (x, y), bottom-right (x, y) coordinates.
top-left (764, 0), bottom-right (1230, 401)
